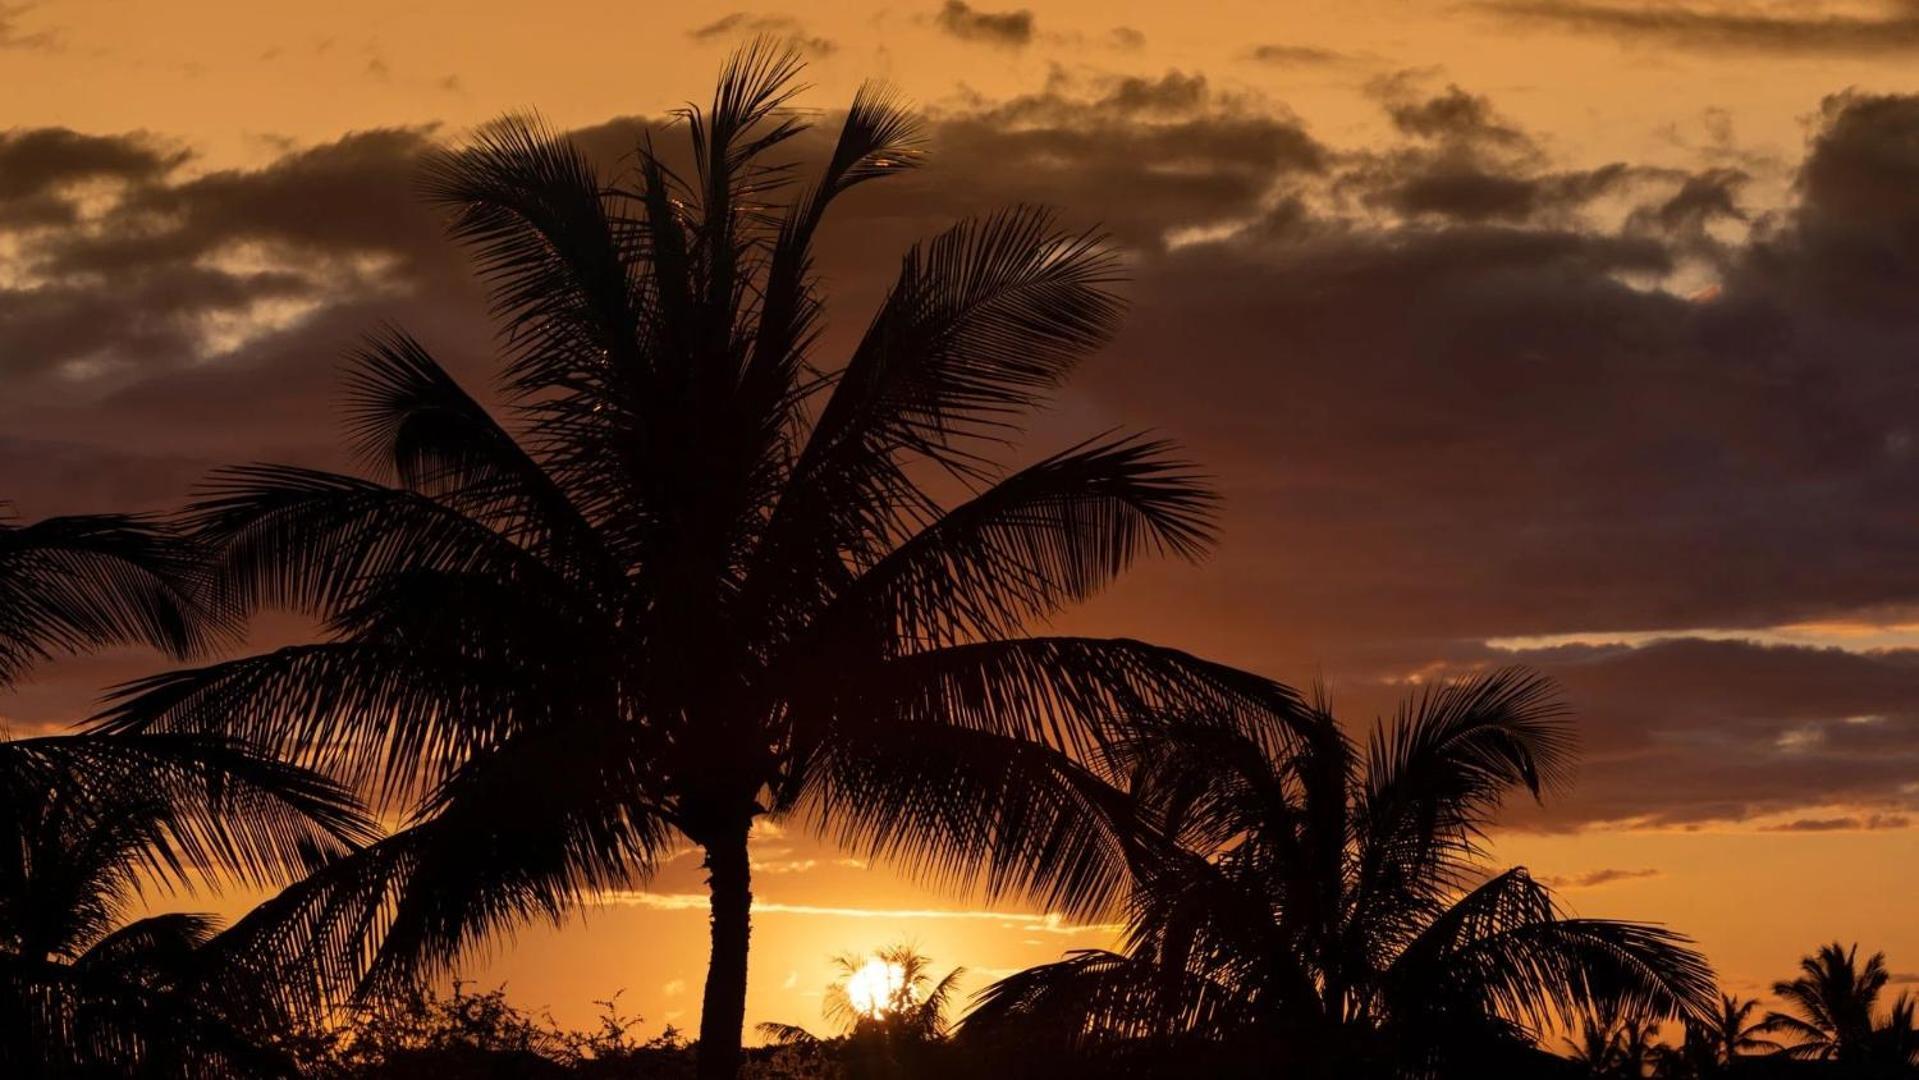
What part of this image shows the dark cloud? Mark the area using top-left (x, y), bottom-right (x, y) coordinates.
top-left (9, 75), bottom-right (1919, 831)
top-left (0, 128), bottom-right (185, 201)
top-left (1484, 0), bottom-right (1919, 55)
top-left (1333, 83), bottom-right (1656, 225)
top-left (1246, 43), bottom-right (1350, 66)
top-left (1500, 639), bottom-right (1919, 829)
top-left (933, 0), bottom-right (1034, 47)
top-left (686, 12), bottom-right (836, 56)
top-left (1108, 27), bottom-right (1146, 51)
top-left (0, 124), bottom-right (469, 519)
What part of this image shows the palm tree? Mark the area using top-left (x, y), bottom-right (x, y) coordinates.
top-left (0, 728), bottom-right (375, 1075)
top-left (91, 45), bottom-right (1300, 1078)
top-left (0, 508), bottom-right (211, 687)
top-left (760, 944), bottom-right (966, 1078)
top-left (1571, 1007), bottom-right (1663, 1078)
top-left (821, 945), bottom-right (965, 1044)
top-left (963, 671), bottom-right (1718, 1079)
top-left (1690, 993), bottom-right (1776, 1069)
top-left (1, 505), bottom-right (374, 1070)
top-left (1872, 991), bottom-right (1919, 1070)
top-left (1763, 942), bottom-right (1888, 1063)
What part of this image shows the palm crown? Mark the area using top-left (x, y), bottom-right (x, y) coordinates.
top-left (90, 44), bottom-right (1301, 1077)
top-left (1763, 942), bottom-right (1917, 1067)
top-left (963, 670), bottom-right (1719, 1079)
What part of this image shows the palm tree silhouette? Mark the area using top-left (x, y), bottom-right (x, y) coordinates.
top-left (1873, 991), bottom-right (1919, 1070)
top-left (0, 726), bottom-right (373, 1073)
top-left (759, 944), bottom-right (966, 1077)
top-left (963, 670), bottom-right (1718, 1079)
top-left (1763, 942), bottom-right (1889, 1063)
top-left (2, 505), bottom-right (371, 1071)
top-left (1690, 993), bottom-right (1777, 1068)
top-left (1571, 1007), bottom-right (1663, 1078)
top-left (91, 44), bottom-right (1298, 1078)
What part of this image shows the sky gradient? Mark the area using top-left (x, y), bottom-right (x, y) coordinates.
top-left (3, 0), bottom-right (1918, 1040)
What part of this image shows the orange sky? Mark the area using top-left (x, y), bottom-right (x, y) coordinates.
top-left (4, 0), bottom-right (1919, 1043)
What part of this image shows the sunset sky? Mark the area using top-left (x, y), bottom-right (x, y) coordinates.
top-left (4, 0), bottom-right (1919, 1040)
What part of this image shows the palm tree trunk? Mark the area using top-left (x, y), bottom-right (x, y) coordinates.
top-left (696, 822), bottom-right (754, 1080)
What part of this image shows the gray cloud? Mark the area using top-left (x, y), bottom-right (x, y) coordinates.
top-left (1246, 43), bottom-right (1351, 66)
top-left (687, 12), bottom-right (835, 56)
top-left (1485, 0), bottom-right (1919, 55)
top-left (1760, 813), bottom-right (1912, 832)
top-left (933, 0), bottom-right (1034, 46)
top-left (8, 76), bottom-right (1919, 832)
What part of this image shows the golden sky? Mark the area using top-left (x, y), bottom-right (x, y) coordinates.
top-left (5, 0), bottom-right (1919, 1042)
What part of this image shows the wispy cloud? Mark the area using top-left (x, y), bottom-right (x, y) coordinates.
top-left (1245, 43), bottom-right (1351, 65)
top-left (1544, 867), bottom-right (1663, 889)
top-left (1483, 0), bottom-right (1919, 55)
top-left (0, 3), bottom-right (61, 52)
top-left (1760, 813), bottom-right (1911, 832)
top-left (687, 12), bottom-right (835, 56)
top-left (599, 892), bottom-right (1120, 935)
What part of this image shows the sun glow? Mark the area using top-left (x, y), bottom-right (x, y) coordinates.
top-left (841, 957), bottom-right (909, 1018)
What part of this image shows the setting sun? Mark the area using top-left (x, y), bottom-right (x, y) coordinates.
top-left (841, 956), bottom-right (910, 1018)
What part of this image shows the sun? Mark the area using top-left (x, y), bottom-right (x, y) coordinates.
top-left (842, 956), bottom-right (909, 1018)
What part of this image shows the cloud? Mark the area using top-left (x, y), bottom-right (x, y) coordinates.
top-left (1760, 813), bottom-right (1911, 832)
top-left (0, 2), bottom-right (59, 52)
top-left (1545, 868), bottom-right (1663, 888)
top-left (1246, 43), bottom-right (1351, 66)
top-left (933, 0), bottom-right (1034, 47)
top-left (1483, 0), bottom-right (1919, 55)
top-left (687, 12), bottom-right (836, 56)
top-left (10, 75), bottom-right (1919, 837)
top-left (599, 892), bottom-right (1121, 935)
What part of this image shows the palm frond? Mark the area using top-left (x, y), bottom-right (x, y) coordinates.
top-left (819, 435), bottom-right (1215, 648)
top-left (1, 733), bottom-right (374, 896)
top-left (184, 464), bottom-right (545, 617)
top-left (804, 718), bottom-right (1146, 921)
top-left (801, 206), bottom-right (1125, 481)
top-left (0, 513), bottom-right (215, 685)
top-left (418, 113), bottom-right (638, 395)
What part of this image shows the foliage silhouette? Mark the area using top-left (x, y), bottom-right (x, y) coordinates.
top-left (759, 944), bottom-right (964, 1078)
top-left (1, 504), bottom-right (373, 1074)
top-left (1763, 943), bottom-right (1918, 1073)
top-left (89, 41), bottom-right (1302, 1079)
top-left (961, 670), bottom-right (1719, 1079)
top-left (0, 508), bottom-right (213, 687)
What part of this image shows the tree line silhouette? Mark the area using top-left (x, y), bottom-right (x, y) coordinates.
top-left (2, 45), bottom-right (1914, 1078)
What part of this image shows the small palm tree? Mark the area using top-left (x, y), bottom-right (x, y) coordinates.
top-left (963, 670), bottom-right (1718, 1079)
top-left (821, 944), bottom-right (965, 1043)
top-left (1572, 1008), bottom-right (1663, 1078)
top-left (1691, 993), bottom-right (1777, 1066)
top-left (1763, 942), bottom-right (1888, 1063)
top-left (760, 945), bottom-right (964, 1080)
top-left (92, 45), bottom-right (1296, 1078)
